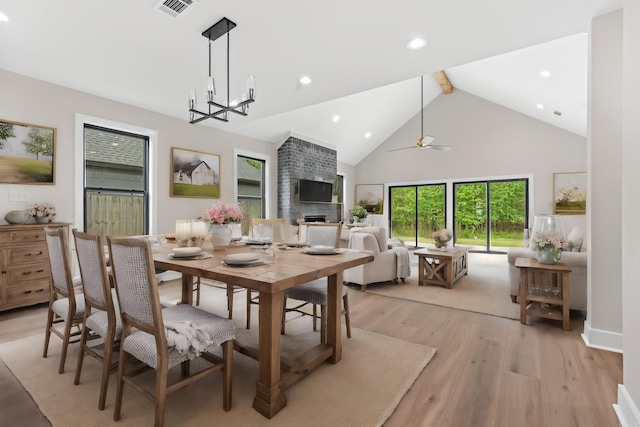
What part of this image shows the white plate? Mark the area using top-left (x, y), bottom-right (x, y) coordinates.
top-left (171, 247), bottom-right (202, 257)
top-left (222, 253), bottom-right (260, 265)
top-left (303, 246), bottom-right (339, 255)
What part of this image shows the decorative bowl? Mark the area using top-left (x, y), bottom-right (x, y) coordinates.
top-left (4, 210), bottom-right (30, 224)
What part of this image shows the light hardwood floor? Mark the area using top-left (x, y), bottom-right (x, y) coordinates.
top-left (0, 286), bottom-right (622, 427)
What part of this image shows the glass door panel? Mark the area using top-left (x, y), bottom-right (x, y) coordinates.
top-left (417, 185), bottom-right (445, 247)
top-left (488, 180), bottom-right (527, 250)
top-left (454, 182), bottom-right (487, 250)
top-left (390, 186), bottom-right (417, 247)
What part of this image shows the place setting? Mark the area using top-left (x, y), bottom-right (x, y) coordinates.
top-left (301, 245), bottom-right (342, 255)
top-left (168, 246), bottom-right (212, 260)
top-left (220, 252), bottom-right (273, 267)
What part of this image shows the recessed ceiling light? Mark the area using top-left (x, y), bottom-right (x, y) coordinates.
top-left (112, 143), bottom-right (119, 147)
top-left (540, 70), bottom-right (551, 78)
top-left (0, 12), bottom-right (8, 22)
top-left (536, 104), bottom-right (544, 109)
top-left (299, 76), bottom-right (311, 85)
top-left (364, 132), bottom-right (372, 138)
top-left (332, 115), bottom-right (340, 122)
top-left (407, 37), bottom-right (427, 50)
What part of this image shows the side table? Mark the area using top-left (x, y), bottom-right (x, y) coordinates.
top-left (515, 257), bottom-right (572, 330)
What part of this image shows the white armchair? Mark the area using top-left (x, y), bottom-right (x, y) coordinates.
top-left (343, 227), bottom-right (410, 291)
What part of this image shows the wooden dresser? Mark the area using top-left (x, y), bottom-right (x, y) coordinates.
top-left (0, 223), bottom-right (71, 311)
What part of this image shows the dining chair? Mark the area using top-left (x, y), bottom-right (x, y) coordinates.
top-left (245, 218), bottom-right (290, 329)
top-left (72, 229), bottom-right (122, 410)
top-left (282, 222), bottom-right (351, 342)
top-left (42, 226), bottom-right (85, 374)
top-left (108, 236), bottom-right (235, 426)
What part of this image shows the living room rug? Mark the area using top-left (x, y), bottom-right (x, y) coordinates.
top-left (365, 252), bottom-right (520, 320)
top-left (0, 283), bottom-right (436, 427)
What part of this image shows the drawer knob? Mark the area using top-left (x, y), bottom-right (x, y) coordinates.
top-left (22, 271), bottom-right (32, 276)
top-left (23, 290), bottom-right (32, 294)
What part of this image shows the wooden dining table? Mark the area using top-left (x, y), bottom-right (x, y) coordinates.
top-left (151, 242), bottom-right (373, 419)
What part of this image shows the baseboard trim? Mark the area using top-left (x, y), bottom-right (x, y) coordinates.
top-left (614, 384), bottom-right (640, 427)
top-left (581, 319), bottom-right (623, 353)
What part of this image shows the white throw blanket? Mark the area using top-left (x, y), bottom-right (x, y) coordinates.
top-left (164, 320), bottom-right (213, 359)
top-left (391, 246), bottom-right (411, 279)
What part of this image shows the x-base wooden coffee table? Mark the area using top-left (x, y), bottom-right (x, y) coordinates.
top-left (414, 246), bottom-right (471, 288)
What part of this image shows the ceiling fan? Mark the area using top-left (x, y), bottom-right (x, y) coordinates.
top-left (388, 75), bottom-right (452, 152)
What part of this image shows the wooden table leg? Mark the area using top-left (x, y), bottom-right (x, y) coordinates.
top-left (181, 273), bottom-right (193, 305)
top-left (444, 258), bottom-right (453, 288)
top-left (562, 271), bottom-right (570, 331)
top-left (253, 290), bottom-right (287, 418)
top-left (519, 268), bottom-right (528, 325)
top-left (326, 272), bottom-right (343, 364)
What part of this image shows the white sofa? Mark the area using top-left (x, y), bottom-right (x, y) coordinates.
top-left (506, 226), bottom-right (587, 312)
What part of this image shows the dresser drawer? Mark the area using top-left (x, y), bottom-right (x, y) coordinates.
top-left (10, 229), bottom-right (47, 244)
top-left (0, 231), bottom-right (9, 245)
top-left (8, 244), bottom-right (48, 265)
top-left (7, 262), bottom-right (51, 284)
top-left (6, 280), bottom-right (50, 305)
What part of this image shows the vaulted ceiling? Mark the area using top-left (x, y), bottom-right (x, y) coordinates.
top-left (0, 0), bottom-right (622, 165)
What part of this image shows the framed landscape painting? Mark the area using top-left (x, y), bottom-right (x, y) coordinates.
top-left (0, 119), bottom-right (55, 184)
top-left (355, 184), bottom-right (384, 214)
top-left (170, 147), bottom-right (220, 198)
top-left (554, 172), bottom-right (586, 214)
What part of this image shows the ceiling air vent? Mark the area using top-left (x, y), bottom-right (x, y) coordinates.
top-left (154, 0), bottom-right (197, 18)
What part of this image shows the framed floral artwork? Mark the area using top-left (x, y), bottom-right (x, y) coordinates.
top-left (0, 118), bottom-right (56, 184)
top-left (170, 147), bottom-right (220, 198)
top-left (355, 184), bottom-right (384, 214)
top-left (553, 172), bottom-right (586, 214)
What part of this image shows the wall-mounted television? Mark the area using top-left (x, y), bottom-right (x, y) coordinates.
top-left (298, 179), bottom-right (333, 203)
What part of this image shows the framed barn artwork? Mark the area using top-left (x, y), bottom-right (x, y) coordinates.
top-left (170, 147), bottom-right (220, 198)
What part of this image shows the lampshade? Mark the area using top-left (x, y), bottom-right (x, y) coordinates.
top-left (530, 215), bottom-right (565, 242)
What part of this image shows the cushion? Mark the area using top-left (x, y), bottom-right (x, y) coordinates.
top-left (566, 226), bottom-right (584, 252)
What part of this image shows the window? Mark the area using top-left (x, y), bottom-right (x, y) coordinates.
top-left (83, 125), bottom-right (149, 239)
top-left (237, 155), bottom-right (265, 235)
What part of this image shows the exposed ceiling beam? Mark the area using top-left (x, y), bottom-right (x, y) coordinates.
top-left (433, 70), bottom-right (454, 94)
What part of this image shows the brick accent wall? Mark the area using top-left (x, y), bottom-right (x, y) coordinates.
top-left (277, 136), bottom-right (341, 224)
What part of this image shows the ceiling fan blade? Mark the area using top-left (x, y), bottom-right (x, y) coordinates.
top-left (388, 146), bottom-right (418, 152)
top-left (426, 144), bottom-right (452, 151)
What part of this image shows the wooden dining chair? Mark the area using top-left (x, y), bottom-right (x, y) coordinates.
top-left (245, 218), bottom-right (290, 329)
top-left (72, 229), bottom-right (122, 410)
top-left (42, 226), bottom-right (85, 374)
top-left (108, 236), bottom-right (235, 426)
top-left (282, 222), bottom-right (351, 342)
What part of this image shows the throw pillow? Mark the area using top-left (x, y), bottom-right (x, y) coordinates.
top-left (567, 226), bottom-right (584, 252)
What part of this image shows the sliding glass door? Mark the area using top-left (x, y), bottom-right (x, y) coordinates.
top-left (390, 184), bottom-right (446, 248)
top-left (454, 179), bottom-right (528, 252)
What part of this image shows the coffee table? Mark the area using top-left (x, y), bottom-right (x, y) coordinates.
top-left (414, 246), bottom-right (471, 288)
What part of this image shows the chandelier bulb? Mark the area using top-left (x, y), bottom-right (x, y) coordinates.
top-left (246, 75), bottom-right (256, 100)
top-left (206, 77), bottom-right (216, 103)
top-left (189, 87), bottom-right (197, 110)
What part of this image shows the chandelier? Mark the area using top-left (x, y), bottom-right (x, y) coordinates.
top-left (188, 17), bottom-right (255, 124)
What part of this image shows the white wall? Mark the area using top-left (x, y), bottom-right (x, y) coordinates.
top-left (618, 2), bottom-right (640, 425)
top-left (355, 89), bottom-right (587, 230)
top-left (584, 10), bottom-right (623, 352)
top-left (0, 70), bottom-right (279, 232)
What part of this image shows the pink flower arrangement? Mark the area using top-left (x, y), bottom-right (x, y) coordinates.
top-left (432, 229), bottom-right (452, 243)
top-left (202, 202), bottom-right (244, 225)
top-left (529, 232), bottom-right (569, 251)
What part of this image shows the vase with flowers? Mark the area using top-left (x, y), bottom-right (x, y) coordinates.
top-left (202, 202), bottom-right (244, 247)
top-left (28, 203), bottom-right (56, 223)
top-left (432, 228), bottom-right (452, 248)
top-left (529, 231), bottom-right (569, 264)
top-left (350, 205), bottom-right (368, 223)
